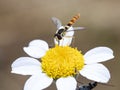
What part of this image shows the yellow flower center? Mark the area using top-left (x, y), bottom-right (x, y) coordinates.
top-left (41, 46), bottom-right (84, 79)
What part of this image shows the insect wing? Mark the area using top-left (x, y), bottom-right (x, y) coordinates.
top-left (73, 27), bottom-right (85, 30)
top-left (67, 27), bottom-right (85, 32)
top-left (52, 17), bottom-right (62, 29)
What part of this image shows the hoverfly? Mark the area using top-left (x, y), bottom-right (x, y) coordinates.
top-left (76, 82), bottom-right (97, 90)
top-left (52, 13), bottom-right (85, 46)
top-left (76, 81), bottom-right (114, 90)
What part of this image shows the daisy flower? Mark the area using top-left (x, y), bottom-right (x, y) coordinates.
top-left (11, 39), bottom-right (114, 90)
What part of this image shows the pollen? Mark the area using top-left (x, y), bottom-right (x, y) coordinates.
top-left (41, 46), bottom-right (84, 79)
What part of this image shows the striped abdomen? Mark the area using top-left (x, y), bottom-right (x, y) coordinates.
top-left (67, 13), bottom-right (80, 27)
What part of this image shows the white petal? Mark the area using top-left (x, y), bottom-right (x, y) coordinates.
top-left (11, 57), bottom-right (42, 75)
top-left (56, 76), bottom-right (77, 90)
top-left (84, 47), bottom-right (114, 64)
top-left (29, 39), bottom-right (49, 50)
top-left (54, 27), bottom-right (74, 46)
top-left (23, 40), bottom-right (49, 58)
top-left (11, 57), bottom-right (40, 67)
top-left (79, 63), bottom-right (110, 83)
top-left (24, 73), bottom-right (53, 90)
top-left (23, 46), bottom-right (47, 58)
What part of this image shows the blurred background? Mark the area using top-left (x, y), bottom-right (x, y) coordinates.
top-left (0, 0), bottom-right (120, 90)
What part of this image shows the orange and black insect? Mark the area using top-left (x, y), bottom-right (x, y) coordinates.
top-left (66, 13), bottom-right (80, 29)
top-left (52, 13), bottom-right (84, 45)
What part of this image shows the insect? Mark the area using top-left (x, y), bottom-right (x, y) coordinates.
top-left (76, 81), bottom-right (114, 90)
top-left (76, 82), bottom-right (97, 90)
top-left (52, 13), bottom-right (85, 46)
